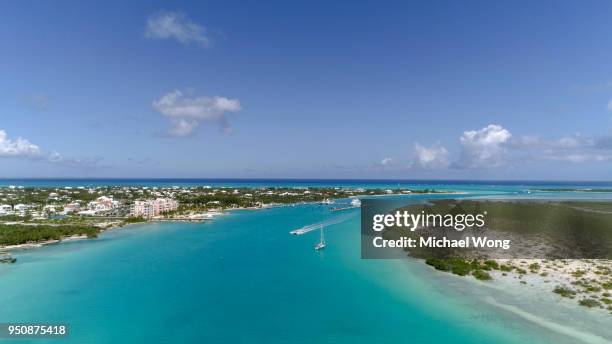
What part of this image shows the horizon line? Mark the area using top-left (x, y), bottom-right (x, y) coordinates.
top-left (0, 177), bottom-right (612, 183)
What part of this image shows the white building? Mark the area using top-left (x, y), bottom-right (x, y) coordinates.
top-left (87, 196), bottom-right (119, 213)
top-left (0, 204), bottom-right (13, 216)
top-left (63, 202), bottom-right (80, 214)
top-left (43, 205), bottom-right (56, 213)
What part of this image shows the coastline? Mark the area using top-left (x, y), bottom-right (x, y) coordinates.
top-left (417, 255), bottom-right (612, 316)
top-left (0, 221), bottom-right (126, 252)
top-left (2, 188), bottom-right (612, 343)
top-left (0, 201), bottom-right (283, 252)
top-left (3, 191), bottom-right (611, 319)
top-left (411, 257), bottom-right (612, 343)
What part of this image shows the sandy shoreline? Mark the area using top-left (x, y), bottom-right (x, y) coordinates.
top-left (489, 259), bottom-right (612, 313)
top-left (416, 257), bottom-right (612, 342)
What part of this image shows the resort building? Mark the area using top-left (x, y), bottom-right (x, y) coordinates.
top-left (131, 198), bottom-right (179, 218)
top-left (87, 196), bottom-right (119, 213)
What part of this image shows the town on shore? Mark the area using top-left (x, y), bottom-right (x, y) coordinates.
top-left (0, 185), bottom-right (444, 251)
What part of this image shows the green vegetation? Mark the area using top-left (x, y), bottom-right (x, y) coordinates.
top-left (585, 285), bottom-right (601, 293)
top-left (515, 268), bottom-right (527, 274)
top-left (123, 216), bottom-right (146, 224)
top-left (425, 258), bottom-right (471, 276)
top-left (472, 270), bottom-right (492, 281)
top-left (383, 200), bottom-right (612, 315)
top-left (174, 187), bottom-right (443, 212)
top-left (484, 260), bottom-right (499, 269)
top-left (391, 200), bottom-right (612, 259)
top-left (578, 298), bottom-right (601, 308)
top-left (553, 286), bottom-right (576, 298)
top-left (425, 258), bottom-right (494, 280)
top-left (0, 224), bottom-right (99, 246)
top-left (529, 263), bottom-right (540, 272)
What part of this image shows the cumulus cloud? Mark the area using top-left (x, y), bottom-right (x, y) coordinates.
top-left (0, 129), bottom-right (99, 168)
top-left (0, 130), bottom-right (41, 157)
top-left (381, 123), bottom-right (612, 172)
top-left (146, 11), bottom-right (210, 47)
top-left (456, 124), bottom-right (612, 167)
top-left (454, 124), bottom-right (512, 168)
top-left (413, 143), bottom-right (449, 169)
top-left (153, 90), bottom-right (241, 137)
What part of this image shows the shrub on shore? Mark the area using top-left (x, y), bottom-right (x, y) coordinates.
top-left (472, 270), bottom-right (492, 281)
top-left (578, 298), bottom-right (601, 308)
top-left (553, 286), bottom-right (576, 298)
top-left (425, 258), bottom-right (493, 280)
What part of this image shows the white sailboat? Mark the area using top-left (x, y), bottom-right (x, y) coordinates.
top-left (314, 225), bottom-right (326, 250)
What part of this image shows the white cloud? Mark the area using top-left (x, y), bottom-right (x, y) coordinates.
top-left (44, 150), bottom-right (103, 167)
top-left (413, 143), bottom-right (449, 169)
top-left (168, 119), bottom-right (199, 137)
top-left (0, 130), bottom-right (41, 157)
top-left (48, 151), bottom-right (64, 162)
top-left (146, 11), bottom-right (210, 47)
top-left (511, 134), bottom-right (593, 150)
top-left (382, 123), bottom-right (612, 172)
top-left (153, 90), bottom-right (241, 137)
top-left (380, 157), bottom-right (394, 166)
top-left (0, 129), bottom-right (99, 168)
top-left (506, 133), bottom-right (612, 163)
top-left (455, 124), bottom-right (512, 168)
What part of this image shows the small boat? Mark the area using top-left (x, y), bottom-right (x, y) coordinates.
top-left (350, 198), bottom-right (361, 207)
top-left (321, 199), bottom-right (334, 205)
top-left (314, 225), bottom-right (326, 250)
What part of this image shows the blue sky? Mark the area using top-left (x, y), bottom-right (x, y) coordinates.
top-left (2, 0), bottom-right (612, 179)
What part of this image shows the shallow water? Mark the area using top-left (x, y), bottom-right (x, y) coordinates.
top-left (1, 196), bottom-right (611, 343)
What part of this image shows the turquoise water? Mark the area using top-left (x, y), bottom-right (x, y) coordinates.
top-left (1, 184), bottom-right (612, 343)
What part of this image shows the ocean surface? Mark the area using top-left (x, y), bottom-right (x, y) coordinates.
top-left (1, 180), bottom-right (611, 343)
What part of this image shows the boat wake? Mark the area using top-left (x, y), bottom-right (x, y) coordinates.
top-left (289, 214), bottom-right (353, 235)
